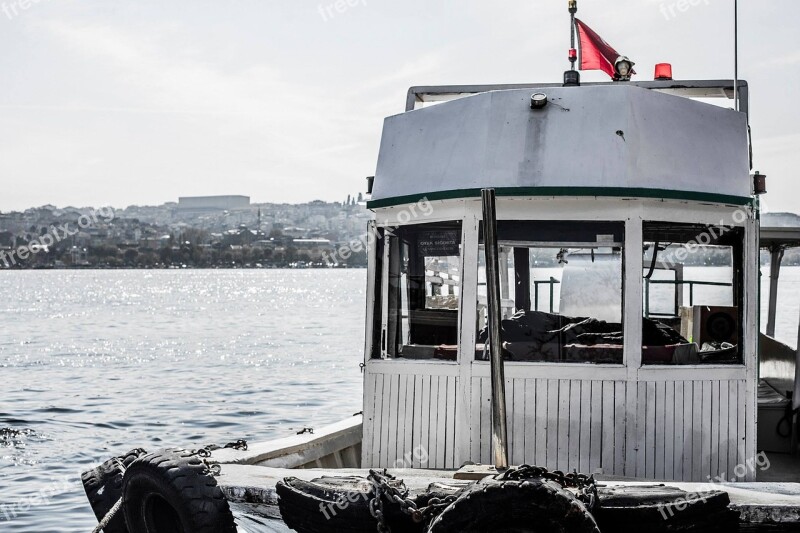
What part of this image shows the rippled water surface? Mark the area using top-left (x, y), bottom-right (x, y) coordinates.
top-left (0, 270), bottom-right (365, 532)
top-left (1, 267), bottom-right (799, 531)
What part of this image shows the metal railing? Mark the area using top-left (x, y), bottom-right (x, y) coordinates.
top-left (644, 278), bottom-right (732, 318)
top-left (533, 277), bottom-right (561, 313)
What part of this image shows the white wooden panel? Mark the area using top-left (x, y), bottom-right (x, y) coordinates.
top-left (568, 380), bottom-right (581, 471)
top-left (428, 376), bottom-right (440, 467)
top-left (371, 374), bottom-right (385, 467)
top-left (435, 375), bottom-right (447, 468)
top-left (420, 375), bottom-right (432, 467)
top-left (512, 379), bottom-right (525, 466)
top-left (710, 380), bottom-right (720, 481)
top-left (664, 381), bottom-right (675, 481)
top-left (645, 381), bottom-right (656, 479)
top-left (546, 379), bottom-right (559, 469)
top-left (737, 380), bottom-right (746, 475)
top-left (701, 381), bottom-right (712, 479)
top-left (635, 381), bottom-right (647, 477)
top-left (402, 374), bottom-right (414, 467)
top-left (683, 381), bottom-right (694, 479)
top-left (691, 382), bottom-right (703, 480)
top-left (444, 377), bottom-right (456, 468)
top-left (673, 381), bottom-right (684, 481)
top-left (480, 378), bottom-right (491, 464)
top-left (557, 380), bottom-right (570, 471)
top-left (386, 374), bottom-right (400, 466)
top-left (579, 380), bottom-right (592, 473)
top-left (614, 381), bottom-right (639, 477)
top-left (413, 375), bottom-right (424, 468)
top-left (362, 373), bottom-right (377, 467)
top-left (654, 382), bottom-right (665, 480)
top-left (602, 381), bottom-right (616, 474)
top-left (718, 379), bottom-right (729, 477)
top-left (535, 379), bottom-right (548, 467)
top-left (470, 377), bottom-right (482, 462)
top-left (589, 381), bottom-right (603, 473)
top-left (728, 380), bottom-right (739, 477)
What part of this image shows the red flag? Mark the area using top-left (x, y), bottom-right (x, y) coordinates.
top-left (575, 18), bottom-right (631, 79)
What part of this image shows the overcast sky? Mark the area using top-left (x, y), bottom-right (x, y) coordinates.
top-left (0, 0), bottom-right (798, 213)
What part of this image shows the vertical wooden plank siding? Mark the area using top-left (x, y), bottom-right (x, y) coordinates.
top-left (673, 381), bottom-right (684, 481)
top-left (362, 372), bottom-right (377, 467)
top-left (427, 376), bottom-right (440, 467)
top-left (568, 380), bottom-right (582, 471)
top-left (366, 368), bottom-right (749, 481)
top-left (579, 381), bottom-right (592, 473)
top-left (470, 376), bottom-right (482, 463)
top-left (692, 381), bottom-right (703, 480)
top-left (635, 381), bottom-right (647, 477)
top-left (480, 378), bottom-right (491, 465)
top-left (589, 381), bottom-right (603, 473)
top-left (512, 379), bottom-right (526, 466)
top-left (402, 375), bottom-right (415, 466)
top-left (663, 382), bottom-right (674, 480)
top-left (534, 379), bottom-right (548, 467)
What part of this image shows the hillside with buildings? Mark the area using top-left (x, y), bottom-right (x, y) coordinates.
top-left (0, 195), bottom-right (371, 269)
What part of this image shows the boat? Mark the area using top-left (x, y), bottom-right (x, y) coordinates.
top-left (81, 8), bottom-right (800, 533)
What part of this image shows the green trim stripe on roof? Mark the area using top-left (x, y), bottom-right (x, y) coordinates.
top-left (366, 187), bottom-right (753, 209)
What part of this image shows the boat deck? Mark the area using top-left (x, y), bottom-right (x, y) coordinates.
top-left (218, 463), bottom-right (800, 531)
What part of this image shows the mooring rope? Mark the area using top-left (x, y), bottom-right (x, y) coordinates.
top-left (91, 496), bottom-right (122, 533)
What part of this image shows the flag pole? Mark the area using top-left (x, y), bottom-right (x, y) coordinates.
top-left (734, 0), bottom-right (739, 111)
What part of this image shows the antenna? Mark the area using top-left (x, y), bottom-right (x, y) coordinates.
top-left (569, 0), bottom-right (578, 71)
top-left (734, 0), bottom-right (739, 111)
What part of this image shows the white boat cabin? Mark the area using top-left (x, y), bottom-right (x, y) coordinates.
top-left (361, 81), bottom-right (758, 482)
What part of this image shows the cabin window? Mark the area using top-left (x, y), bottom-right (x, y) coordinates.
top-left (642, 222), bottom-right (744, 365)
top-left (371, 222), bottom-right (462, 360)
top-left (475, 221), bottom-right (625, 364)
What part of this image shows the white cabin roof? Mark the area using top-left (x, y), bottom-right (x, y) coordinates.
top-left (369, 84), bottom-right (751, 208)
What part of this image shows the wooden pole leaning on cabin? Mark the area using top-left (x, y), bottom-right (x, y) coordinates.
top-left (794, 307), bottom-right (800, 454)
top-left (481, 188), bottom-right (509, 470)
top-left (767, 246), bottom-right (784, 338)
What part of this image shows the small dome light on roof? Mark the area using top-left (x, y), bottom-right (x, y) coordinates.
top-left (655, 63), bottom-right (673, 80)
top-left (530, 93), bottom-right (548, 109)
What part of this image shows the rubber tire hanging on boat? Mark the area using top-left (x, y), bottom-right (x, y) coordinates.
top-left (121, 449), bottom-right (236, 533)
top-left (427, 479), bottom-right (601, 533)
top-left (81, 448), bottom-right (148, 533)
top-left (277, 476), bottom-right (424, 533)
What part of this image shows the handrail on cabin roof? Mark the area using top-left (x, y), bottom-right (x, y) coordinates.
top-left (405, 79), bottom-right (749, 118)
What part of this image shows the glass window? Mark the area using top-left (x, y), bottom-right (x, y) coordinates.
top-left (642, 222), bottom-right (744, 365)
top-left (372, 222), bottom-right (462, 360)
top-left (476, 221), bottom-right (625, 364)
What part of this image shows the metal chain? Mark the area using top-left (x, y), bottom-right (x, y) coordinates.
top-left (187, 438), bottom-right (248, 478)
top-left (367, 469), bottom-right (459, 532)
top-left (494, 464), bottom-right (598, 511)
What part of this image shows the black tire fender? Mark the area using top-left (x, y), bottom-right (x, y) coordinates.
top-left (427, 478), bottom-right (601, 533)
top-left (122, 449), bottom-right (236, 533)
top-left (81, 448), bottom-right (148, 533)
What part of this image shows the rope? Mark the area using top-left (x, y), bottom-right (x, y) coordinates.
top-left (91, 497), bottom-right (122, 533)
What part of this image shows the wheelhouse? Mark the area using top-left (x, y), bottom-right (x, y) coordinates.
top-left (362, 81), bottom-right (758, 482)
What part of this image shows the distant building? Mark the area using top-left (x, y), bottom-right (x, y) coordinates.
top-left (177, 195), bottom-right (250, 213)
